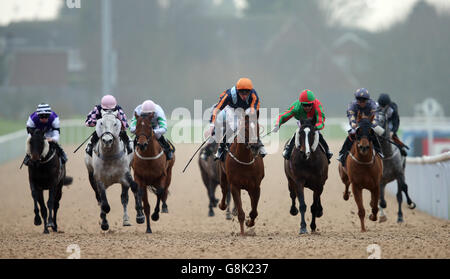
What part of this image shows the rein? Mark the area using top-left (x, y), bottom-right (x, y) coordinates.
top-left (227, 146), bottom-right (255, 165)
top-left (135, 149), bottom-right (164, 160)
top-left (349, 150), bottom-right (375, 165)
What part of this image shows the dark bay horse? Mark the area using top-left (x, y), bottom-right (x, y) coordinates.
top-left (199, 143), bottom-right (221, 217)
top-left (284, 118), bottom-right (328, 234)
top-left (27, 129), bottom-right (73, 233)
top-left (132, 112), bottom-right (175, 233)
top-left (218, 111), bottom-right (264, 236)
top-left (376, 108), bottom-right (416, 223)
top-left (339, 112), bottom-right (383, 232)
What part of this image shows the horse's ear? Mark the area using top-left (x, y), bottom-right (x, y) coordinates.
top-left (134, 111), bottom-right (139, 119)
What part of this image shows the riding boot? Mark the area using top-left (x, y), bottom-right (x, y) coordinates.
top-left (372, 136), bottom-right (384, 159)
top-left (319, 133), bottom-right (333, 163)
top-left (23, 154), bottom-right (31, 166)
top-left (392, 134), bottom-right (408, 156)
top-left (86, 132), bottom-right (99, 157)
top-left (337, 136), bottom-right (353, 167)
top-left (214, 138), bottom-right (227, 161)
top-left (257, 138), bottom-right (267, 158)
top-left (55, 143), bottom-right (68, 164)
top-left (158, 135), bottom-right (174, 160)
top-left (120, 131), bottom-right (133, 154)
top-left (282, 135), bottom-right (295, 160)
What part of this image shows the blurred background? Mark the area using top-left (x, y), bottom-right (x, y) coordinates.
top-left (1, 0), bottom-right (450, 156)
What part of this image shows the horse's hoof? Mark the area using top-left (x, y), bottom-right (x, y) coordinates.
top-left (299, 228), bottom-right (308, 235)
top-left (218, 202), bottom-right (226, 211)
top-left (34, 216), bottom-right (42, 226)
top-left (290, 207), bottom-right (298, 216)
top-left (213, 198), bottom-right (219, 207)
top-left (123, 220), bottom-right (131, 226)
top-left (136, 215), bottom-right (145, 224)
top-left (208, 209), bottom-right (215, 217)
top-left (379, 215), bottom-right (387, 223)
top-left (380, 200), bottom-right (387, 208)
top-left (52, 226), bottom-right (58, 232)
top-left (151, 213), bottom-right (159, 221)
top-left (101, 223), bottom-right (109, 231)
top-left (343, 192), bottom-right (350, 201)
top-left (161, 206), bottom-right (168, 214)
top-left (408, 202), bottom-right (416, 210)
top-left (369, 214), bottom-right (377, 221)
top-left (43, 229), bottom-right (49, 234)
top-left (101, 204), bottom-right (110, 214)
top-left (46, 221), bottom-right (54, 229)
top-left (245, 220), bottom-right (255, 227)
top-left (316, 210), bottom-right (323, 218)
top-left (397, 218), bottom-right (404, 224)
top-left (226, 213), bottom-right (232, 220)
top-left (146, 229), bottom-right (152, 234)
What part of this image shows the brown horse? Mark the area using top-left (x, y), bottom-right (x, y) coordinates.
top-left (339, 112), bottom-right (383, 232)
top-left (284, 118), bottom-right (328, 234)
top-left (218, 111), bottom-right (264, 236)
top-left (132, 112), bottom-right (175, 233)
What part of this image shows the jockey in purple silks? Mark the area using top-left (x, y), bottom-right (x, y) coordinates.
top-left (23, 103), bottom-right (68, 166)
top-left (85, 95), bottom-right (133, 156)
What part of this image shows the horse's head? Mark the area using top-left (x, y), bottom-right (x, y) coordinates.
top-left (28, 129), bottom-right (47, 163)
top-left (355, 112), bottom-right (375, 155)
top-left (96, 111), bottom-right (121, 150)
top-left (294, 118), bottom-right (318, 160)
top-left (135, 111), bottom-right (155, 151)
top-left (236, 108), bottom-right (259, 157)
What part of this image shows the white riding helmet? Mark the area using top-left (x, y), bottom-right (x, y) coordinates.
top-left (101, 95), bottom-right (117, 110)
top-left (141, 100), bottom-right (156, 113)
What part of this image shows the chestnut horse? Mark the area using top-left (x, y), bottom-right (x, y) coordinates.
top-left (284, 118), bottom-right (328, 234)
top-left (339, 112), bottom-right (383, 232)
top-left (218, 110), bottom-right (264, 236)
top-left (132, 112), bottom-right (175, 233)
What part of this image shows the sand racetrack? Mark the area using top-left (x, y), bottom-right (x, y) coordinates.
top-left (0, 141), bottom-right (448, 259)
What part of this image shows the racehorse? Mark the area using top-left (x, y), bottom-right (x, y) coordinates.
top-left (338, 112), bottom-right (383, 232)
top-left (132, 112), bottom-right (175, 233)
top-left (85, 111), bottom-right (143, 231)
top-left (198, 143), bottom-right (223, 217)
top-left (27, 129), bottom-right (73, 233)
top-left (284, 118), bottom-right (328, 234)
top-left (218, 110), bottom-right (264, 236)
top-left (376, 108), bottom-right (416, 223)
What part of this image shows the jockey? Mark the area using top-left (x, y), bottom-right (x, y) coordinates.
top-left (272, 89), bottom-right (333, 162)
top-left (204, 77), bottom-right (267, 161)
top-left (130, 100), bottom-right (174, 160)
top-left (85, 94), bottom-right (132, 156)
top-left (23, 103), bottom-right (68, 166)
top-left (377, 93), bottom-right (408, 156)
top-left (337, 88), bottom-right (384, 166)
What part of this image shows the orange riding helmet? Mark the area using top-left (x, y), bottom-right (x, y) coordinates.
top-left (236, 78), bottom-right (253, 90)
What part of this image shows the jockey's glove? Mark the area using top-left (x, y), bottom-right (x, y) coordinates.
top-left (272, 125), bottom-right (280, 133)
top-left (373, 125), bottom-right (385, 136)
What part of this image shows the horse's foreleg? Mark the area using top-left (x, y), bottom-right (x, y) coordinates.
top-left (231, 185), bottom-right (245, 236)
top-left (399, 176), bottom-right (416, 209)
top-left (246, 186), bottom-right (260, 228)
top-left (151, 186), bottom-right (163, 222)
top-left (379, 183), bottom-right (387, 223)
top-left (369, 185), bottom-right (379, 222)
top-left (97, 181), bottom-right (110, 231)
top-left (161, 187), bottom-right (169, 214)
top-left (36, 190), bottom-right (49, 234)
top-left (288, 178), bottom-right (298, 216)
top-left (88, 171), bottom-right (101, 205)
top-left (297, 183), bottom-right (308, 234)
top-left (29, 182), bottom-right (41, 226)
top-left (46, 186), bottom-right (56, 230)
top-left (51, 184), bottom-right (63, 232)
top-left (352, 186), bottom-right (366, 232)
top-left (132, 178), bottom-right (145, 225)
top-left (396, 181), bottom-right (404, 223)
top-left (207, 180), bottom-right (216, 217)
top-left (310, 190), bottom-right (323, 233)
top-left (120, 185), bottom-right (131, 226)
top-left (142, 187), bottom-right (152, 233)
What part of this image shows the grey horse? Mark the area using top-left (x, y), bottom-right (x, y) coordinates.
top-left (85, 111), bottom-right (144, 231)
top-left (376, 108), bottom-right (416, 223)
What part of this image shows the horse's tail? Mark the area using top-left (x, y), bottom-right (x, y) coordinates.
top-left (63, 176), bottom-right (73, 186)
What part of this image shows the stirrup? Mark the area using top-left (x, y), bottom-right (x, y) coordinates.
top-left (282, 148), bottom-right (291, 160)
